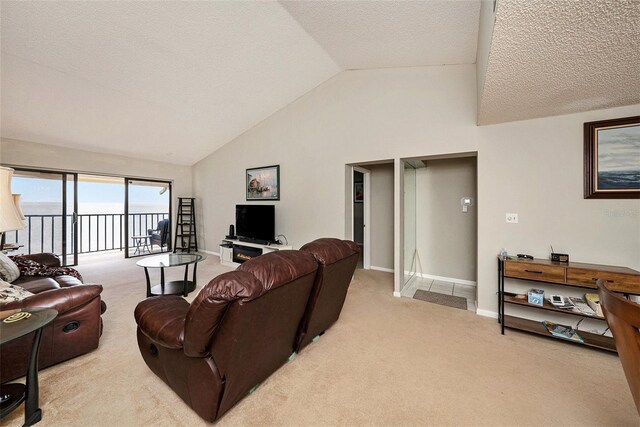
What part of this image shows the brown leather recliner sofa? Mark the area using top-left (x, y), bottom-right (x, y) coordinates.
top-left (1, 253), bottom-right (106, 383)
top-left (134, 238), bottom-right (359, 422)
top-left (296, 238), bottom-right (360, 352)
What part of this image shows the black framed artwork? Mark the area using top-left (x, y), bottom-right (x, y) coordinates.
top-left (584, 116), bottom-right (640, 199)
top-left (246, 165), bottom-right (280, 201)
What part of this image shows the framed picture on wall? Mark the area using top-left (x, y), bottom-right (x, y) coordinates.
top-left (584, 116), bottom-right (640, 199)
top-left (354, 182), bottom-right (364, 202)
top-left (246, 165), bottom-right (280, 201)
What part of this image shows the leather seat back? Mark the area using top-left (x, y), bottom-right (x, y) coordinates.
top-left (296, 238), bottom-right (359, 352)
top-left (184, 250), bottom-right (317, 418)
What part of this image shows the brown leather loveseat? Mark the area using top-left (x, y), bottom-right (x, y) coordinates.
top-left (1, 253), bottom-right (106, 382)
top-left (134, 238), bottom-right (359, 422)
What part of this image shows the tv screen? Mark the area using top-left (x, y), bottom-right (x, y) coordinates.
top-left (235, 205), bottom-right (275, 243)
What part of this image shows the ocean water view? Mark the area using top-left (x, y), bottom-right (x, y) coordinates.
top-left (598, 170), bottom-right (640, 190)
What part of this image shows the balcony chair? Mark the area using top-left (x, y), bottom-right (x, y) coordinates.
top-left (147, 219), bottom-right (170, 251)
top-left (598, 280), bottom-right (640, 415)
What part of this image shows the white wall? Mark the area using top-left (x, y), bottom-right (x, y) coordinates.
top-left (193, 65), bottom-right (639, 316)
top-left (368, 163), bottom-right (394, 270)
top-left (476, 104), bottom-right (640, 315)
top-left (416, 157), bottom-right (477, 282)
top-left (1, 138), bottom-right (193, 223)
top-left (192, 65), bottom-right (478, 251)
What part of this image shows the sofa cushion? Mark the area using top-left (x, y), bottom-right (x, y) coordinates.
top-left (0, 252), bottom-right (20, 282)
top-left (300, 238), bottom-right (359, 265)
top-left (0, 280), bottom-right (33, 303)
top-left (135, 296), bottom-right (189, 349)
top-left (13, 276), bottom-right (61, 293)
top-left (53, 275), bottom-right (84, 288)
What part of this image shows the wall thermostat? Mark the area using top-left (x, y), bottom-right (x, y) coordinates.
top-left (460, 197), bottom-right (474, 212)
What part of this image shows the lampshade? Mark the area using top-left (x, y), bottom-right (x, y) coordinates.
top-left (12, 194), bottom-right (26, 220)
top-left (0, 167), bottom-right (25, 232)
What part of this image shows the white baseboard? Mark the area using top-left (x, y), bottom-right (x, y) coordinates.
top-left (393, 291), bottom-right (402, 298)
top-left (370, 265), bottom-right (394, 273)
top-left (476, 309), bottom-right (498, 319)
top-left (201, 249), bottom-right (220, 257)
top-left (404, 271), bottom-right (476, 287)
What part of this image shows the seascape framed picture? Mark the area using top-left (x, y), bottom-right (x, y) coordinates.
top-left (354, 182), bottom-right (364, 202)
top-left (246, 165), bottom-right (280, 201)
top-left (584, 116), bottom-right (640, 199)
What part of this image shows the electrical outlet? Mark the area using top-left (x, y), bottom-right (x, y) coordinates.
top-left (506, 213), bottom-right (518, 223)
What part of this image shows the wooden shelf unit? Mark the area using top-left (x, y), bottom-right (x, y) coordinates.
top-left (497, 257), bottom-right (640, 352)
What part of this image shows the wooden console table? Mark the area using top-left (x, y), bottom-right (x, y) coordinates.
top-left (497, 257), bottom-right (640, 352)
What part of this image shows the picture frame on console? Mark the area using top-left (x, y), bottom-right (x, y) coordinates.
top-left (584, 115), bottom-right (640, 199)
top-left (246, 165), bottom-right (280, 201)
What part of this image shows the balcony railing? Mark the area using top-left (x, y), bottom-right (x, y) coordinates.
top-left (4, 212), bottom-right (170, 256)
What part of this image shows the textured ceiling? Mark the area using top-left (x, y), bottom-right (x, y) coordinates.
top-left (0, 2), bottom-right (340, 165)
top-left (280, 0), bottom-right (480, 69)
top-left (478, 0), bottom-right (640, 125)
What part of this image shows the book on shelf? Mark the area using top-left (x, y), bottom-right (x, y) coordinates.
top-left (585, 293), bottom-right (603, 317)
top-left (542, 320), bottom-right (584, 343)
top-left (568, 296), bottom-right (597, 316)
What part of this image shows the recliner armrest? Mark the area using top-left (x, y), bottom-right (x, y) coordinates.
top-left (19, 253), bottom-right (62, 267)
top-left (1, 284), bottom-right (103, 315)
top-left (134, 296), bottom-right (189, 350)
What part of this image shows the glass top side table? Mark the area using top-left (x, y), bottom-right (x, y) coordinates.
top-left (0, 307), bottom-right (58, 426)
top-left (136, 253), bottom-right (206, 297)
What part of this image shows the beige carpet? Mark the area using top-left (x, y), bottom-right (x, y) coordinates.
top-left (3, 252), bottom-right (638, 426)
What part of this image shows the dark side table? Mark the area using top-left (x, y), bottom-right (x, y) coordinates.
top-left (0, 307), bottom-right (57, 426)
top-left (136, 253), bottom-right (206, 297)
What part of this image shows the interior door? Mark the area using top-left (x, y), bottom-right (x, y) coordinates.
top-left (8, 168), bottom-right (78, 266)
top-left (125, 178), bottom-right (172, 258)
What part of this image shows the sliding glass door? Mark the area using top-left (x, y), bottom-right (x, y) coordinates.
top-left (125, 178), bottom-right (172, 258)
top-left (7, 168), bottom-right (78, 266)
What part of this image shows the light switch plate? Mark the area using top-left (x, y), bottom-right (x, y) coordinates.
top-left (506, 213), bottom-right (518, 223)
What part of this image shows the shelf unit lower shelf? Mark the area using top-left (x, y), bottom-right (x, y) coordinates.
top-left (503, 315), bottom-right (616, 352)
top-left (503, 292), bottom-right (605, 320)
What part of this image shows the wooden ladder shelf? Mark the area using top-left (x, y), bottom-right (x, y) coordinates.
top-left (173, 197), bottom-right (198, 253)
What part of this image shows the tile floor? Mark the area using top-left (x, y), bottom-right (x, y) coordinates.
top-left (401, 275), bottom-right (477, 312)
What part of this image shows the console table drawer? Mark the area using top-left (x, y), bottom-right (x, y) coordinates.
top-left (504, 262), bottom-right (565, 283)
top-left (566, 268), bottom-right (640, 293)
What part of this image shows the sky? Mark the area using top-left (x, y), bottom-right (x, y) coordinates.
top-left (597, 125), bottom-right (640, 172)
top-left (12, 176), bottom-right (169, 210)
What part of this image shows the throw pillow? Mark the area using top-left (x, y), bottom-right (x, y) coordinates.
top-left (0, 252), bottom-right (20, 282)
top-left (0, 280), bottom-right (33, 303)
top-left (9, 256), bottom-right (83, 281)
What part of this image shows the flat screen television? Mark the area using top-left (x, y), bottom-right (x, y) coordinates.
top-left (235, 205), bottom-right (275, 244)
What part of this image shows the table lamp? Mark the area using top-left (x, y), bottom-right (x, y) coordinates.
top-left (0, 167), bottom-right (26, 248)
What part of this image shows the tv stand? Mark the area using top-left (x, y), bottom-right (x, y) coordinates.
top-left (219, 239), bottom-right (292, 268)
top-left (238, 237), bottom-right (271, 245)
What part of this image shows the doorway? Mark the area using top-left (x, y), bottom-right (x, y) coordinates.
top-left (399, 155), bottom-right (478, 311)
top-left (7, 168), bottom-right (77, 266)
top-left (124, 178), bottom-right (172, 257)
top-left (352, 166), bottom-right (370, 269)
top-left (348, 161), bottom-right (394, 276)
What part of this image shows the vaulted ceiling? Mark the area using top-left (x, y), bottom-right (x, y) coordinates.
top-left (478, 0), bottom-right (640, 124)
top-left (1, 1), bottom-right (637, 165)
